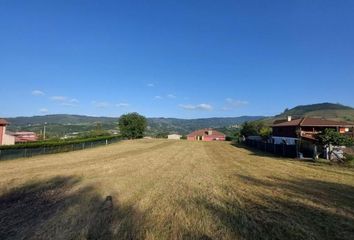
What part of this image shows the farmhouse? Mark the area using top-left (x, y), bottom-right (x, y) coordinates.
top-left (0, 119), bottom-right (15, 145)
top-left (272, 116), bottom-right (354, 144)
top-left (167, 134), bottom-right (182, 140)
top-left (187, 128), bottom-right (225, 141)
top-left (12, 132), bottom-right (38, 143)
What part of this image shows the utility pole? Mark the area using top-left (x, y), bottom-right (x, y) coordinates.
top-left (43, 122), bottom-right (47, 140)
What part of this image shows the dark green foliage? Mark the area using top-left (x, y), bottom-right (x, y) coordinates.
top-left (118, 113), bottom-right (147, 139)
top-left (0, 136), bottom-right (120, 150)
top-left (216, 127), bottom-right (241, 141)
top-left (240, 121), bottom-right (272, 138)
top-left (344, 153), bottom-right (354, 162)
top-left (145, 116), bottom-right (263, 135)
top-left (155, 132), bottom-right (168, 139)
top-left (317, 129), bottom-right (353, 147)
top-left (6, 114), bottom-right (264, 138)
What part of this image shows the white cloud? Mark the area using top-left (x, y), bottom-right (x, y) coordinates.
top-left (51, 96), bottom-right (68, 101)
top-left (69, 98), bottom-right (79, 103)
top-left (154, 96), bottom-right (163, 100)
top-left (179, 103), bottom-right (213, 111)
top-left (167, 94), bottom-right (176, 99)
top-left (116, 103), bottom-right (130, 107)
top-left (51, 96), bottom-right (79, 107)
top-left (223, 98), bottom-right (249, 110)
top-left (31, 90), bottom-right (45, 96)
top-left (92, 101), bottom-right (110, 109)
top-left (39, 108), bottom-right (48, 113)
top-left (147, 83), bottom-right (155, 87)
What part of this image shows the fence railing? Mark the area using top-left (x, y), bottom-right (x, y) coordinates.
top-left (0, 137), bottom-right (122, 161)
top-left (244, 139), bottom-right (298, 158)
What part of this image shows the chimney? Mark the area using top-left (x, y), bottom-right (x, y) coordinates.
top-left (287, 116), bottom-right (292, 122)
top-left (208, 130), bottom-right (213, 135)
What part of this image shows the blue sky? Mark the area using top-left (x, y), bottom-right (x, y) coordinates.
top-left (0, 0), bottom-right (353, 118)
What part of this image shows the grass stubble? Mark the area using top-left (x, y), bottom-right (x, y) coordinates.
top-left (0, 139), bottom-right (353, 240)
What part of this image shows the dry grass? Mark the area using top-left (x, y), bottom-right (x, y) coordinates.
top-left (0, 139), bottom-right (353, 240)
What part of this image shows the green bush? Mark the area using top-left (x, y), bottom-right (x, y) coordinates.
top-left (344, 153), bottom-right (354, 162)
top-left (118, 113), bottom-right (147, 139)
top-left (0, 135), bottom-right (121, 150)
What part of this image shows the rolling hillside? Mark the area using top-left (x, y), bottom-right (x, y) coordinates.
top-left (4, 114), bottom-right (263, 137)
top-left (275, 103), bottom-right (354, 122)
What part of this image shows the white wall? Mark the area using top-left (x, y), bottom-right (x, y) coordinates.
top-left (2, 133), bottom-right (15, 145)
top-left (168, 134), bottom-right (182, 140)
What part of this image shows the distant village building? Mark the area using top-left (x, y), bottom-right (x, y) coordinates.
top-left (12, 132), bottom-right (38, 143)
top-left (272, 117), bottom-right (354, 145)
top-left (167, 134), bottom-right (182, 140)
top-left (187, 129), bottom-right (226, 141)
top-left (0, 119), bottom-right (15, 145)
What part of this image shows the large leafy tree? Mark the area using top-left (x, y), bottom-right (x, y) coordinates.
top-left (240, 121), bottom-right (272, 139)
top-left (118, 113), bottom-right (147, 139)
top-left (317, 128), bottom-right (353, 146)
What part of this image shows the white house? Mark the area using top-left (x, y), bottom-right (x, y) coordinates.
top-left (167, 134), bottom-right (182, 140)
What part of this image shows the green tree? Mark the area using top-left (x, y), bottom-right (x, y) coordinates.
top-left (240, 122), bottom-right (258, 136)
top-left (240, 121), bottom-right (272, 138)
top-left (259, 126), bottom-right (272, 139)
top-left (317, 128), bottom-right (353, 146)
top-left (118, 113), bottom-right (147, 139)
top-left (155, 132), bottom-right (168, 139)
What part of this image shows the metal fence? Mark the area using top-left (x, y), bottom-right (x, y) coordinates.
top-left (0, 137), bottom-right (122, 161)
top-left (244, 139), bottom-right (298, 158)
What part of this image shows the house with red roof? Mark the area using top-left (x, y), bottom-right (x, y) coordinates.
top-left (187, 128), bottom-right (226, 141)
top-left (272, 116), bottom-right (354, 144)
top-left (12, 132), bottom-right (38, 143)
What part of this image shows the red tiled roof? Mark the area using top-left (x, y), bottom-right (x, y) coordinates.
top-left (273, 117), bottom-right (354, 127)
top-left (0, 118), bottom-right (9, 125)
top-left (187, 128), bottom-right (225, 137)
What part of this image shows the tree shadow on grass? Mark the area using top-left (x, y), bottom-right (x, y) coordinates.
top-left (231, 143), bottom-right (324, 165)
top-left (231, 142), bottom-right (285, 158)
top-left (0, 176), bottom-right (145, 240)
top-left (189, 176), bottom-right (354, 240)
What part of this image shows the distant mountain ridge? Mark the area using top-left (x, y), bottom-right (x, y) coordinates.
top-left (4, 114), bottom-right (264, 136)
top-left (4, 102), bottom-right (353, 137)
top-left (5, 114), bottom-right (117, 126)
top-left (273, 102), bottom-right (354, 123)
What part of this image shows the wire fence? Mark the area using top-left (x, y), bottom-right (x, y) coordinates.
top-left (0, 137), bottom-right (122, 161)
top-left (244, 139), bottom-right (298, 158)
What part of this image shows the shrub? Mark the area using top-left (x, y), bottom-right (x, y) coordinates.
top-left (118, 113), bottom-right (147, 139)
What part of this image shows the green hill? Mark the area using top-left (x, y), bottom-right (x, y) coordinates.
top-left (3, 114), bottom-right (264, 138)
top-left (268, 103), bottom-right (354, 123)
top-left (277, 103), bottom-right (354, 121)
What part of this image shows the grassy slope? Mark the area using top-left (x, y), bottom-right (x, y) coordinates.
top-left (0, 140), bottom-right (353, 240)
top-left (260, 103), bottom-right (354, 125)
top-left (276, 103), bottom-right (354, 122)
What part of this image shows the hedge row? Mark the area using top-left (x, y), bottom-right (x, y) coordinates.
top-left (0, 135), bottom-right (122, 150)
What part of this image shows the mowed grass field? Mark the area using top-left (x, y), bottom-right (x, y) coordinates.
top-left (0, 140), bottom-right (354, 240)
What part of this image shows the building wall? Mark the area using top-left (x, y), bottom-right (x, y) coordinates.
top-left (0, 125), bottom-right (4, 145)
top-left (187, 135), bottom-right (225, 141)
top-left (272, 126), bottom-right (298, 138)
top-left (187, 136), bottom-right (196, 141)
top-left (2, 133), bottom-right (15, 145)
top-left (168, 134), bottom-right (182, 140)
top-left (0, 125), bottom-right (15, 145)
